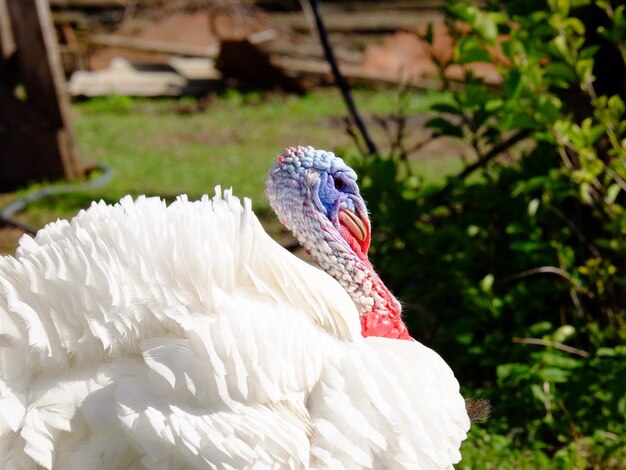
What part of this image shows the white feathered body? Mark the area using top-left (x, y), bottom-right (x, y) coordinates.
top-left (0, 191), bottom-right (469, 469)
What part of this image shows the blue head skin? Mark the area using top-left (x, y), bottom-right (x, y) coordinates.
top-left (265, 146), bottom-right (370, 260)
top-left (265, 146), bottom-right (411, 340)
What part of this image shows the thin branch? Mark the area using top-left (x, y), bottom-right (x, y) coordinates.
top-left (557, 146), bottom-right (577, 171)
top-left (297, 0), bottom-right (317, 36)
top-left (568, 286), bottom-right (586, 319)
top-left (407, 135), bottom-right (437, 155)
top-left (342, 116), bottom-right (367, 156)
top-left (606, 167), bottom-right (626, 194)
top-left (504, 266), bottom-right (579, 288)
top-left (505, 266), bottom-right (586, 318)
top-left (557, 399), bottom-right (581, 441)
top-left (432, 129), bottom-right (531, 204)
top-left (512, 337), bottom-right (590, 358)
top-left (457, 129), bottom-right (531, 180)
top-left (547, 206), bottom-right (601, 258)
top-left (308, 0), bottom-right (379, 156)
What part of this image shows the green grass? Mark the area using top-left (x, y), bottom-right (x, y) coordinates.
top-left (72, 89), bottom-right (457, 204)
top-left (3, 88), bottom-right (462, 250)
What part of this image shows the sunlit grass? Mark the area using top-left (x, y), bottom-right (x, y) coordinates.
top-left (3, 87), bottom-right (463, 252)
top-left (72, 89), bottom-right (457, 204)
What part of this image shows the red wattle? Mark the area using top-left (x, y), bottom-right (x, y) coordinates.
top-left (361, 312), bottom-right (412, 340)
top-left (337, 210), bottom-right (370, 257)
top-left (338, 225), bottom-right (368, 260)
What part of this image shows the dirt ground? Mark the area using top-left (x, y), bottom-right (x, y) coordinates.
top-left (0, 226), bottom-right (24, 256)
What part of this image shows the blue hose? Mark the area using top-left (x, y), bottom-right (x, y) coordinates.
top-left (0, 164), bottom-right (115, 235)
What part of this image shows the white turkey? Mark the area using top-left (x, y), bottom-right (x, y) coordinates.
top-left (0, 146), bottom-right (470, 469)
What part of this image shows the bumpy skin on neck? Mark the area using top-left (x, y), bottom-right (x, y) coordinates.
top-left (266, 146), bottom-right (411, 340)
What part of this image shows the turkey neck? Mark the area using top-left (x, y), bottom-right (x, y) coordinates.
top-left (301, 202), bottom-right (411, 340)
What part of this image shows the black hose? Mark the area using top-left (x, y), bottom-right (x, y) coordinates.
top-left (0, 164), bottom-right (115, 236)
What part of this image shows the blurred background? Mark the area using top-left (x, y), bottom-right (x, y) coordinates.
top-left (1, 0), bottom-right (625, 468)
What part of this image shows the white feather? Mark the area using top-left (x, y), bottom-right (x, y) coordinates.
top-left (0, 190), bottom-right (469, 469)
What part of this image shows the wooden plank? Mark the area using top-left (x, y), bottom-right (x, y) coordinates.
top-left (50, 0), bottom-right (131, 7)
top-left (0, 88), bottom-right (54, 131)
top-left (7, 0), bottom-right (66, 126)
top-left (1, 0), bottom-right (81, 189)
top-left (67, 58), bottom-right (220, 97)
top-left (88, 34), bottom-right (220, 58)
top-left (261, 39), bottom-right (362, 64)
top-left (271, 55), bottom-right (462, 90)
top-left (0, 0), bottom-right (17, 87)
top-left (343, 1), bottom-right (446, 10)
top-left (0, 0), bottom-right (15, 59)
top-left (0, 130), bottom-right (74, 189)
top-left (50, 0), bottom-right (161, 6)
top-left (271, 9), bottom-right (443, 33)
top-left (86, 32), bottom-right (359, 66)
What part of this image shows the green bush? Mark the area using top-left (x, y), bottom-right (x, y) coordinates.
top-left (353, 0), bottom-right (626, 466)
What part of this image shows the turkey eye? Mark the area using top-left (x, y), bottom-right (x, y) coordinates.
top-left (334, 178), bottom-right (345, 191)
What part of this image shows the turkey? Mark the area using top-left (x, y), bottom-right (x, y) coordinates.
top-left (0, 146), bottom-right (470, 469)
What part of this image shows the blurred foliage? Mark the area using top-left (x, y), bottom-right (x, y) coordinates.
top-left (352, 0), bottom-right (626, 466)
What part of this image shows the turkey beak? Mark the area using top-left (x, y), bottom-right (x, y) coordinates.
top-left (338, 208), bottom-right (367, 242)
top-left (338, 207), bottom-right (371, 257)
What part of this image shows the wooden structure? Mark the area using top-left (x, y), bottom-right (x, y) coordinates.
top-left (0, 0), bottom-right (80, 191)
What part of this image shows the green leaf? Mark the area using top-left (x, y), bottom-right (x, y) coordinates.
top-left (541, 352), bottom-right (580, 369)
top-left (455, 36), bottom-right (492, 64)
top-left (530, 322), bottom-right (554, 335)
top-left (500, 39), bottom-right (515, 59)
top-left (499, 112), bottom-right (536, 131)
top-left (447, 3), bottom-right (477, 22)
top-left (480, 274), bottom-right (495, 292)
top-left (553, 324), bottom-right (575, 342)
top-left (540, 367), bottom-right (569, 383)
top-left (553, 35), bottom-right (569, 58)
top-left (607, 184), bottom-right (621, 204)
top-left (587, 124), bottom-right (606, 144)
top-left (474, 12), bottom-right (500, 43)
top-left (575, 58), bottom-right (596, 85)
top-left (544, 63), bottom-right (576, 83)
top-left (497, 363), bottom-right (530, 381)
top-left (424, 22), bottom-right (434, 45)
top-left (580, 44), bottom-right (600, 60)
top-left (536, 95), bottom-right (561, 123)
top-left (528, 198), bottom-right (540, 216)
top-left (467, 225), bottom-right (480, 237)
top-left (531, 383), bottom-right (550, 403)
top-left (458, 47), bottom-right (492, 64)
top-left (608, 95), bottom-right (625, 116)
top-left (461, 82), bottom-right (491, 107)
top-left (485, 99), bottom-right (503, 112)
top-left (503, 71), bottom-right (522, 97)
top-left (456, 332), bottom-right (474, 345)
top-left (431, 102), bottom-right (463, 115)
top-left (554, 0), bottom-right (571, 17)
top-left (425, 117), bottom-right (464, 138)
top-left (564, 17), bottom-right (585, 35)
top-left (596, 347), bottom-right (616, 357)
